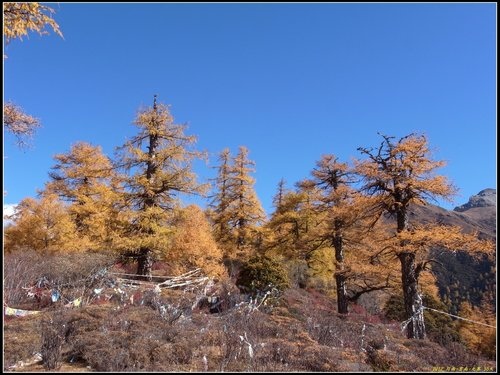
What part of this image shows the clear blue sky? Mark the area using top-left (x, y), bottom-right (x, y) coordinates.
top-left (3, 2), bottom-right (497, 217)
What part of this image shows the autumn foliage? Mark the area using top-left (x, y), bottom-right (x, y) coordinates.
top-left (3, 2), bottom-right (495, 369)
top-left (3, 2), bottom-right (62, 45)
top-left (167, 205), bottom-right (226, 279)
top-left (3, 93), bottom-right (495, 361)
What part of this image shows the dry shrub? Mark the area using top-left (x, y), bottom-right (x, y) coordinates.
top-left (79, 334), bottom-right (139, 372)
top-left (205, 300), bottom-right (354, 372)
top-left (64, 305), bottom-right (189, 371)
top-left (253, 338), bottom-right (299, 371)
top-left (4, 273), bottom-right (490, 373)
top-left (218, 308), bottom-right (283, 340)
top-left (246, 311), bottom-right (284, 338)
top-left (306, 311), bottom-right (365, 349)
top-left (197, 307), bottom-right (290, 371)
top-left (40, 311), bottom-right (69, 370)
top-left (4, 249), bottom-right (115, 310)
top-left (217, 313), bottom-right (256, 372)
top-left (349, 302), bottom-right (385, 324)
top-left (36, 251), bottom-right (115, 293)
top-left (366, 345), bottom-right (395, 371)
top-left (150, 340), bottom-right (193, 366)
top-left (3, 314), bottom-right (43, 370)
top-left (3, 249), bottom-right (44, 306)
top-left (141, 289), bottom-right (186, 324)
top-left (296, 345), bottom-right (342, 371)
top-left (385, 338), bottom-right (480, 371)
top-left (211, 278), bottom-right (246, 313)
top-left (437, 341), bottom-right (480, 368)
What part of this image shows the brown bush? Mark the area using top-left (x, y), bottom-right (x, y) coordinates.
top-left (306, 310), bottom-right (366, 349)
top-left (152, 340), bottom-right (193, 365)
top-left (40, 311), bottom-right (69, 370)
top-left (254, 338), bottom-right (299, 371)
top-left (210, 278), bottom-right (246, 313)
top-left (4, 249), bottom-right (116, 311)
top-left (63, 305), bottom-right (196, 371)
top-left (440, 341), bottom-right (480, 368)
top-left (366, 345), bottom-right (395, 371)
top-left (3, 314), bottom-right (43, 370)
top-left (3, 277), bottom-right (492, 373)
top-left (3, 249), bottom-right (44, 306)
top-left (296, 345), bottom-right (343, 371)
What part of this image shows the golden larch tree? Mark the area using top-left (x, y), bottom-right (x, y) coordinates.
top-left (231, 146), bottom-right (266, 250)
top-left (265, 179), bottom-right (330, 289)
top-left (273, 178), bottom-right (288, 212)
top-left (3, 102), bottom-right (40, 148)
top-left (209, 148), bottom-right (234, 245)
top-left (356, 133), bottom-right (493, 339)
top-left (4, 193), bottom-right (80, 253)
top-left (210, 146), bottom-right (265, 259)
top-left (114, 96), bottom-right (206, 279)
top-left (3, 2), bottom-right (62, 45)
top-left (308, 154), bottom-right (388, 314)
top-left (265, 185), bottom-right (312, 258)
top-left (44, 142), bottom-right (123, 252)
top-left (168, 205), bottom-right (227, 279)
top-left (457, 299), bottom-right (496, 358)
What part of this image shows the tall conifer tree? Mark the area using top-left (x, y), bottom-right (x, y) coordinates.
top-left (115, 96), bottom-right (206, 278)
top-left (210, 146), bottom-right (265, 257)
top-left (44, 142), bottom-right (121, 251)
top-left (356, 133), bottom-right (492, 339)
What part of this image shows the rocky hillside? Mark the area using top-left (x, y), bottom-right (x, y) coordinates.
top-left (408, 188), bottom-right (496, 240)
top-left (453, 188), bottom-right (496, 239)
top-left (454, 188), bottom-right (496, 212)
top-left (408, 189), bottom-right (496, 313)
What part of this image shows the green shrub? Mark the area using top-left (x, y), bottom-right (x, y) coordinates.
top-left (236, 255), bottom-right (289, 296)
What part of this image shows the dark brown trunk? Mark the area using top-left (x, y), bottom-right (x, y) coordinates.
top-left (136, 121), bottom-right (159, 279)
top-left (335, 272), bottom-right (348, 314)
top-left (396, 206), bottom-right (425, 339)
top-left (293, 220), bottom-right (300, 240)
top-left (396, 205), bottom-right (408, 233)
top-left (399, 251), bottom-right (426, 339)
top-left (333, 223), bottom-right (348, 314)
top-left (137, 247), bottom-right (153, 281)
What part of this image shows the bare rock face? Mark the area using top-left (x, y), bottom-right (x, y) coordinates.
top-left (454, 188), bottom-right (496, 212)
top-left (451, 189), bottom-right (496, 239)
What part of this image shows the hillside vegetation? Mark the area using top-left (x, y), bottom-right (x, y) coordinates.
top-left (3, 240), bottom-right (496, 372)
top-left (4, 98), bottom-right (496, 371)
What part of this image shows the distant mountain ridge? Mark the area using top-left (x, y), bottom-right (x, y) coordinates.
top-left (452, 189), bottom-right (496, 239)
top-left (409, 188), bottom-right (496, 312)
top-left (407, 188), bottom-right (496, 240)
top-left (454, 188), bottom-right (496, 212)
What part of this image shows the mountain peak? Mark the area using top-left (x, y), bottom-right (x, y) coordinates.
top-left (453, 188), bottom-right (496, 212)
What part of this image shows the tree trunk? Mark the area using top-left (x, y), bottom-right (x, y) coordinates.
top-left (137, 247), bottom-right (153, 281)
top-left (237, 217), bottom-right (246, 248)
top-left (396, 206), bottom-right (426, 339)
top-left (136, 126), bottom-right (158, 280)
top-left (335, 273), bottom-right (348, 314)
top-left (334, 229), bottom-right (348, 314)
top-left (396, 205), bottom-right (408, 233)
top-left (399, 251), bottom-right (426, 339)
